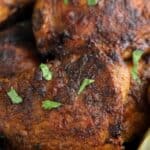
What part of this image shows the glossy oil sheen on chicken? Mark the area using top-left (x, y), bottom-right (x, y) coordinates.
top-left (32, 0), bottom-right (150, 57)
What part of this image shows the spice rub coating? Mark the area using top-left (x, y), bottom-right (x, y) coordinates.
top-left (0, 48), bottom-right (129, 149)
top-left (32, 0), bottom-right (150, 57)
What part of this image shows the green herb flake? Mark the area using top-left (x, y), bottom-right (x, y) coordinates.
top-left (87, 0), bottom-right (97, 6)
top-left (78, 78), bottom-right (95, 95)
top-left (40, 63), bottom-right (53, 81)
top-left (64, 0), bottom-right (69, 5)
top-left (42, 100), bottom-right (61, 110)
top-left (7, 87), bottom-right (23, 104)
top-left (131, 50), bottom-right (144, 83)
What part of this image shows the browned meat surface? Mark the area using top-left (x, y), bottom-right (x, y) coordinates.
top-left (0, 43), bottom-right (131, 149)
top-left (0, 41), bottom-right (149, 149)
top-left (0, 0), bottom-right (34, 29)
top-left (32, 0), bottom-right (150, 57)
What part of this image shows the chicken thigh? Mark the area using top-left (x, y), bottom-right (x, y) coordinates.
top-left (32, 0), bottom-right (150, 58)
top-left (0, 43), bottom-right (130, 149)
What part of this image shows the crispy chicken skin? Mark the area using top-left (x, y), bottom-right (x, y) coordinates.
top-left (0, 50), bottom-right (149, 149)
top-left (0, 0), bottom-right (34, 29)
top-left (0, 41), bottom-right (149, 149)
top-left (0, 45), bottom-right (131, 149)
top-left (0, 25), bottom-right (149, 149)
top-left (32, 0), bottom-right (150, 57)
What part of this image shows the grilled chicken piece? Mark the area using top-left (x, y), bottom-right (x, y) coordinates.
top-left (0, 0), bottom-right (34, 29)
top-left (0, 45), bottom-right (130, 149)
top-left (0, 25), bottom-right (149, 148)
top-left (0, 4), bottom-right (149, 148)
top-left (32, 0), bottom-right (150, 57)
top-left (0, 22), bottom-right (39, 78)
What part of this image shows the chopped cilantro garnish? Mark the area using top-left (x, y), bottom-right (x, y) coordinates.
top-left (131, 50), bottom-right (144, 83)
top-left (64, 0), bottom-right (97, 6)
top-left (64, 0), bottom-right (69, 5)
top-left (40, 63), bottom-right (53, 81)
top-left (78, 78), bottom-right (95, 95)
top-left (7, 87), bottom-right (23, 104)
top-left (42, 100), bottom-right (61, 110)
top-left (87, 0), bottom-right (97, 6)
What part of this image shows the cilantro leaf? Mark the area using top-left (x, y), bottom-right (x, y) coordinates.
top-left (7, 87), bottom-right (23, 104)
top-left (87, 0), bottom-right (97, 6)
top-left (132, 50), bottom-right (144, 65)
top-left (131, 50), bottom-right (144, 83)
top-left (78, 78), bottom-right (95, 95)
top-left (42, 100), bottom-right (61, 110)
top-left (40, 63), bottom-right (53, 81)
top-left (64, 0), bottom-right (69, 5)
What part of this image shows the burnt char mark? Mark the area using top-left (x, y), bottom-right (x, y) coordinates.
top-left (24, 71), bottom-right (49, 101)
top-left (109, 123), bottom-right (122, 138)
top-left (53, 85), bottom-right (73, 104)
top-left (0, 48), bottom-right (15, 63)
top-left (106, 50), bottom-right (120, 63)
top-left (65, 51), bottom-right (105, 91)
top-left (44, 30), bottom-right (74, 59)
top-left (101, 85), bottom-right (117, 97)
top-left (70, 127), bottom-right (95, 139)
top-left (123, 0), bottom-right (140, 29)
top-left (63, 51), bottom-right (122, 134)
top-left (143, 54), bottom-right (150, 64)
top-left (32, 82), bottom-right (47, 98)
top-left (0, 47), bottom-right (16, 77)
top-left (59, 50), bottom-right (120, 110)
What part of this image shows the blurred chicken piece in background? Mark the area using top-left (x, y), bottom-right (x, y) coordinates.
top-left (0, 22), bottom-right (39, 78)
top-left (32, 0), bottom-right (150, 58)
top-left (0, 0), bottom-right (34, 29)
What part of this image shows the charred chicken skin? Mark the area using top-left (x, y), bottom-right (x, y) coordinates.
top-left (0, 43), bottom-right (149, 149)
top-left (0, 25), bottom-right (130, 149)
top-left (0, 26), bottom-right (149, 148)
top-left (32, 0), bottom-right (150, 57)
